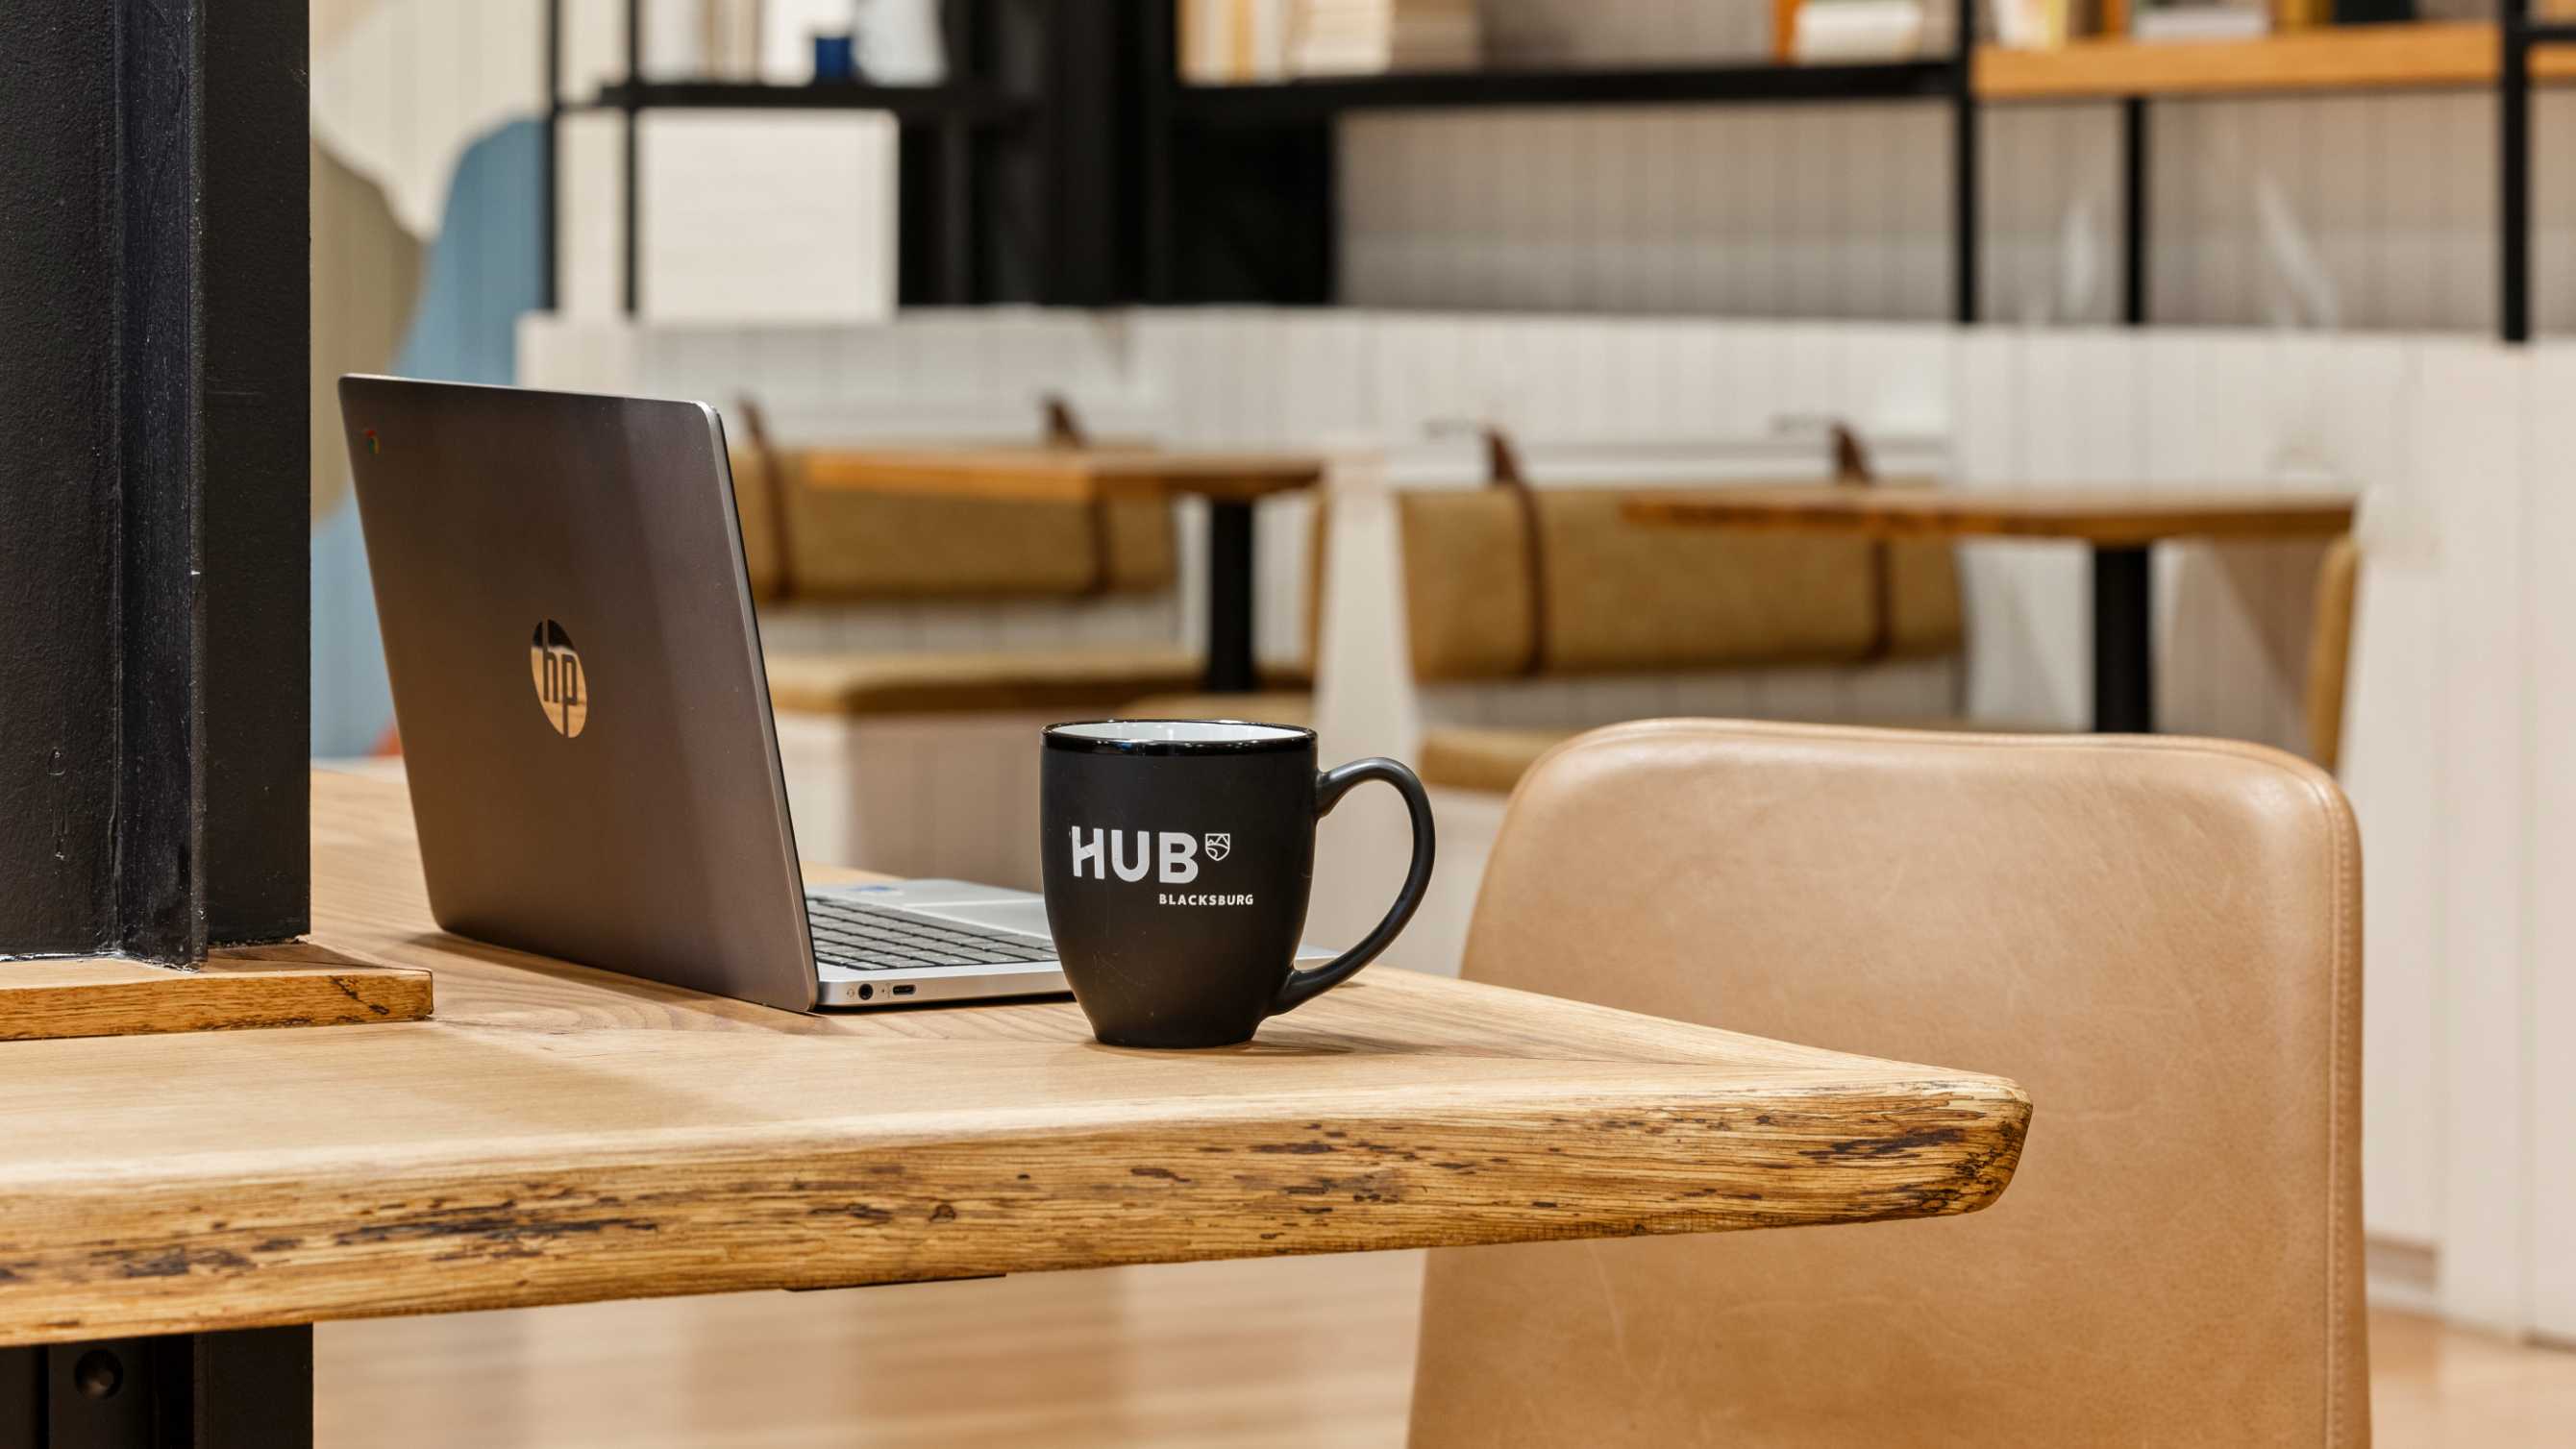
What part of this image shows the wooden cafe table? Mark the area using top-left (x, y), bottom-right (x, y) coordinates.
top-left (0, 771), bottom-right (2028, 1441)
top-left (1626, 486), bottom-right (2356, 732)
top-left (802, 445), bottom-right (1325, 695)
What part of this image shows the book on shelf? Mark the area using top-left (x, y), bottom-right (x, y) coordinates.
top-left (1179, 0), bottom-right (1296, 83)
top-left (1295, 0), bottom-right (1482, 76)
top-left (1793, 0), bottom-right (1932, 61)
top-left (1178, 0), bottom-right (1482, 83)
top-left (1990, 0), bottom-right (2099, 49)
top-left (2130, 0), bottom-right (2270, 39)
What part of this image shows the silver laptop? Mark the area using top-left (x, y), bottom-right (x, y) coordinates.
top-left (338, 375), bottom-right (1068, 1012)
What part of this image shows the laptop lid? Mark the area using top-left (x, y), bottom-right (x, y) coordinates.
top-left (338, 376), bottom-right (818, 1011)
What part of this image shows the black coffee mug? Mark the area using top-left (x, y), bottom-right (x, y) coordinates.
top-left (1039, 720), bottom-right (1436, 1048)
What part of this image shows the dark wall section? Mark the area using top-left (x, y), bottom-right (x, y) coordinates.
top-left (0, 6), bottom-right (123, 955)
top-left (0, 0), bottom-right (310, 959)
top-left (197, 0), bottom-right (313, 946)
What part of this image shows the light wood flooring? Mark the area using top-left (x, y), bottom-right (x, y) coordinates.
top-left (319, 1251), bottom-right (2576, 1446)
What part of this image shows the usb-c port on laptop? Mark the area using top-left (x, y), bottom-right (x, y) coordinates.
top-left (891, 985), bottom-right (916, 996)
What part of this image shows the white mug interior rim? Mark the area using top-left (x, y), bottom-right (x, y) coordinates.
top-left (1048, 720), bottom-right (1309, 745)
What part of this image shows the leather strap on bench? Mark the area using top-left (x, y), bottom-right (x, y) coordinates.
top-left (1047, 393), bottom-right (1122, 599)
top-left (735, 396), bottom-right (801, 601)
top-left (1831, 422), bottom-right (1896, 664)
top-left (1476, 427), bottom-right (1552, 677)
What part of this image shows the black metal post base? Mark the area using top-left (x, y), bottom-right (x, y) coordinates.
top-left (0, 1326), bottom-right (311, 1448)
top-left (1202, 501), bottom-right (1259, 694)
top-left (2091, 546), bottom-right (2155, 734)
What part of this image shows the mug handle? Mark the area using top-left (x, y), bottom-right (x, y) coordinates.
top-left (1271, 757), bottom-right (1437, 1017)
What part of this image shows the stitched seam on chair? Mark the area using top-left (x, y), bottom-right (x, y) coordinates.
top-left (2316, 770), bottom-right (2360, 1447)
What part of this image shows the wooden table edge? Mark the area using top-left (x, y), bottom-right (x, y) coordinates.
top-left (1621, 490), bottom-right (2357, 546)
top-left (801, 449), bottom-right (1325, 504)
top-left (0, 770), bottom-right (2029, 1347)
top-left (0, 1068), bottom-right (2026, 1347)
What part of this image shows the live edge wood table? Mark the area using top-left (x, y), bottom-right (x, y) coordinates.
top-left (1627, 486), bottom-right (2356, 733)
top-left (0, 772), bottom-right (2028, 1445)
top-left (804, 446), bottom-right (1325, 695)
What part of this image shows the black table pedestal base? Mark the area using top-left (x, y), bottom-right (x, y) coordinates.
top-left (1202, 500), bottom-right (1259, 695)
top-left (2092, 545), bottom-right (2155, 734)
top-left (0, 1326), bottom-right (310, 1448)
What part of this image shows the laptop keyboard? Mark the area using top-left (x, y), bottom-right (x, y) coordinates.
top-left (804, 895), bottom-right (1054, 972)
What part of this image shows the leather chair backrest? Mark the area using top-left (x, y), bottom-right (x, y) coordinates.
top-left (1414, 720), bottom-right (2367, 1447)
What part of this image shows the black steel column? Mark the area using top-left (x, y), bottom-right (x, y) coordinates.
top-left (542, 0), bottom-right (562, 311)
top-left (936, 0), bottom-right (978, 302)
top-left (1202, 503), bottom-right (1259, 694)
top-left (622, 0), bottom-right (643, 315)
top-left (1141, 0), bottom-right (1180, 304)
top-left (1, 0), bottom-right (310, 959)
top-left (1, 1328), bottom-right (312, 1448)
top-left (2504, 0), bottom-right (2532, 343)
top-left (1952, 0), bottom-right (1979, 324)
top-left (2122, 97), bottom-right (2148, 326)
top-left (2092, 546), bottom-right (2155, 734)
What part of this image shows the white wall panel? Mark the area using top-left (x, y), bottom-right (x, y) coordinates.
top-left (2416, 339), bottom-right (2535, 1334)
top-left (2526, 343), bottom-right (2576, 1341)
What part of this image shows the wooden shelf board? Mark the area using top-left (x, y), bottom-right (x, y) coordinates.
top-left (0, 942), bottom-right (431, 1043)
top-left (1176, 60), bottom-right (1955, 124)
top-left (1976, 22), bottom-right (2576, 102)
top-left (579, 81), bottom-right (1022, 124)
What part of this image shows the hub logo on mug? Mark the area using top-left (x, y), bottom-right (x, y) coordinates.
top-left (1041, 720), bottom-right (1435, 1049)
top-left (1066, 827), bottom-right (1219, 886)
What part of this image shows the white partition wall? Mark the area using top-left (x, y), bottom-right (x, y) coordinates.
top-left (2532, 345), bottom-right (2576, 1347)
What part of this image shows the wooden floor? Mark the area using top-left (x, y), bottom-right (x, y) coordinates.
top-left (320, 1253), bottom-right (2576, 1447)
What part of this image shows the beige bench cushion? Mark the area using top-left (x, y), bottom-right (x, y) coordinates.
top-left (1418, 726), bottom-right (1580, 795)
top-left (730, 447), bottom-right (1177, 602)
top-left (765, 648), bottom-right (1211, 717)
top-left (1391, 487), bottom-right (1965, 681)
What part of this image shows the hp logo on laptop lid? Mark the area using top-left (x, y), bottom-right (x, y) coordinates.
top-left (529, 620), bottom-right (589, 738)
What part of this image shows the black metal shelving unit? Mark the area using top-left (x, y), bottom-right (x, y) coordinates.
top-left (1168, 58), bottom-right (1960, 120)
top-left (542, 0), bottom-right (1018, 312)
top-left (2502, 0), bottom-right (2576, 342)
top-left (534, 3), bottom-right (2573, 343)
top-left (1140, 0), bottom-right (1986, 322)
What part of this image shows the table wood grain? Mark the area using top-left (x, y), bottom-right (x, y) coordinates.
top-left (1624, 486), bottom-right (2356, 546)
top-left (802, 446), bottom-right (1324, 505)
top-left (0, 771), bottom-right (2027, 1349)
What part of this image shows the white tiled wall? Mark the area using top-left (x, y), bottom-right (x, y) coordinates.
top-left (1337, 5), bottom-right (2576, 335)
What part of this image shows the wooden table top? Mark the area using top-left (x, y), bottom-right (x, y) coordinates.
top-left (802, 445), bottom-right (1325, 505)
top-left (1625, 485), bottom-right (2356, 546)
top-left (0, 771), bottom-right (2027, 1349)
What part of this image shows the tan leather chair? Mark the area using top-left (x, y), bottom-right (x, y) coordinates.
top-left (1413, 720), bottom-right (2366, 1447)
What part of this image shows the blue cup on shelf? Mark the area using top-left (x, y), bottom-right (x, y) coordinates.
top-left (813, 34), bottom-right (856, 83)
